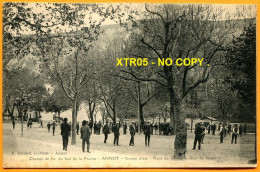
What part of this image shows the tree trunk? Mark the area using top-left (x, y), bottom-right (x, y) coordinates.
top-left (173, 101), bottom-right (187, 159)
top-left (191, 118), bottom-right (193, 133)
top-left (112, 106), bottom-right (116, 125)
top-left (137, 81), bottom-right (141, 134)
top-left (139, 104), bottom-right (144, 125)
top-left (71, 98), bottom-right (77, 145)
top-left (11, 104), bottom-right (15, 119)
top-left (58, 111), bottom-right (61, 124)
top-left (168, 87), bottom-right (176, 134)
top-left (88, 100), bottom-right (95, 130)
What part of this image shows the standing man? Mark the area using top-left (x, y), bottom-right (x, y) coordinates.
top-left (103, 120), bottom-right (110, 143)
top-left (94, 121), bottom-right (97, 134)
top-left (123, 122), bottom-right (127, 135)
top-left (228, 124), bottom-right (232, 136)
top-left (129, 122), bottom-right (135, 146)
top-left (154, 123), bottom-right (158, 135)
top-left (231, 124), bottom-right (238, 144)
top-left (40, 120), bottom-right (43, 128)
top-left (238, 124), bottom-right (243, 137)
top-left (113, 123), bottom-right (120, 146)
top-left (76, 122), bottom-right (79, 135)
top-left (150, 123), bottom-right (154, 135)
top-left (212, 123), bottom-right (216, 135)
top-left (207, 124), bottom-right (211, 134)
top-left (243, 122), bottom-right (247, 135)
top-left (81, 120), bottom-right (91, 153)
top-left (97, 121), bottom-right (101, 135)
top-left (47, 122), bottom-right (51, 133)
top-left (12, 120), bottom-right (15, 130)
top-left (192, 123), bottom-right (203, 150)
top-left (52, 121), bottom-right (56, 136)
top-left (144, 122), bottom-right (151, 146)
top-left (60, 118), bottom-right (71, 151)
top-left (219, 124), bottom-right (224, 143)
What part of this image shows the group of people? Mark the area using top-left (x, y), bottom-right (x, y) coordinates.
top-left (47, 121), bottom-right (57, 136)
top-left (11, 117), bottom-right (249, 153)
top-left (193, 122), bottom-right (248, 150)
top-left (58, 119), bottom-right (153, 153)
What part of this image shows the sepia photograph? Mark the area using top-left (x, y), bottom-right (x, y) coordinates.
top-left (2, 2), bottom-right (257, 168)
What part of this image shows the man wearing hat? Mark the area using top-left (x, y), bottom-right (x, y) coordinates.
top-left (113, 122), bottom-right (120, 146)
top-left (231, 124), bottom-right (238, 144)
top-left (129, 122), bottom-right (135, 146)
top-left (52, 120), bottom-right (56, 136)
top-left (144, 122), bottom-right (151, 146)
top-left (60, 118), bottom-right (71, 151)
top-left (81, 120), bottom-right (91, 152)
top-left (103, 120), bottom-right (110, 143)
top-left (201, 123), bottom-right (206, 144)
top-left (192, 122), bottom-right (203, 150)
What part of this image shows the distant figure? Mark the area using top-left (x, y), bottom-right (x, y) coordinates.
top-left (12, 120), bottom-right (15, 130)
top-left (231, 124), bottom-right (238, 144)
top-left (129, 122), bottom-right (135, 146)
top-left (80, 120), bottom-right (91, 153)
top-left (60, 118), bottom-right (71, 151)
top-left (40, 120), bottom-right (43, 128)
top-left (69, 122), bottom-right (72, 137)
top-left (207, 125), bottom-right (211, 134)
top-left (192, 123), bottom-right (203, 150)
top-left (243, 123), bottom-right (247, 135)
top-left (219, 125), bottom-right (224, 143)
top-left (238, 124), bottom-right (243, 137)
top-left (150, 123), bottom-right (154, 135)
top-left (144, 122), bottom-right (151, 146)
top-left (76, 122), bottom-right (79, 135)
top-left (27, 120), bottom-right (30, 129)
top-left (97, 121), bottom-right (101, 135)
top-left (228, 124), bottom-right (232, 136)
top-left (154, 123), bottom-right (158, 135)
top-left (212, 124), bottom-right (216, 135)
top-left (224, 124), bottom-right (227, 137)
top-left (94, 121), bottom-right (97, 134)
top-left (113, 123), bottom-right (120, 146)
top-left (123, 122), bottom-right (127, 135)
top-left (52, 121), bottom-right (56, 136)
top-left (103, 121), bottom-right (110, 143)
top-left (47, 122), bottom-right (51, 133)
top-left (201, 124), bottom-right (206, 144)
top-left (89, 121), bottom-right (93, 134)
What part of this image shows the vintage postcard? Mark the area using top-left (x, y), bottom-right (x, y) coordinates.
top-left (2, 2), bottom-right (257, 168)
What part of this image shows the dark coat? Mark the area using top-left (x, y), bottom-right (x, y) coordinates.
top-left (61, 122), bottom-right (71, 136)
top-left (103, 124), bottom-right (110, 134)
top-left (80, 125), bottom-right (91, 140)
top-left (195, 125), bottom-right (203, 137)
top-left (144, 124), bottom-right (151, 135)
top-left (113, 125), bottom-right (120, 136)
top-left (129, 124), bottom-right (135, 134)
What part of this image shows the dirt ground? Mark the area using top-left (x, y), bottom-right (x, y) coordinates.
top-left (2, 122), bottom-right (256, 168)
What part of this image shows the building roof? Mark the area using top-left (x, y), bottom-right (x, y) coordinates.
top-left (204, 116), bottom-right (217, 121)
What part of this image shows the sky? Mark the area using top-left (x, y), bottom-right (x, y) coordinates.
top-left (4, 3), bottom-right (256, 36)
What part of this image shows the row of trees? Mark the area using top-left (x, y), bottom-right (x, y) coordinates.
top-left (3, 3), bottom-right (256, 158)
